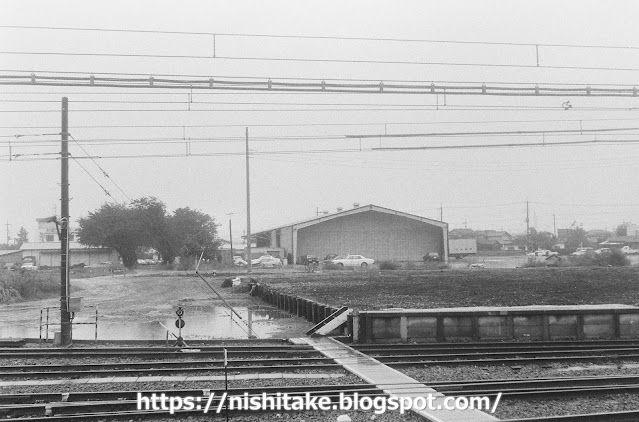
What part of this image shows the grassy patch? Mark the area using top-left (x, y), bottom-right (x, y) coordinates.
top-left (262, 267), bottom-right (639, 309)
top-left (0, 270), bottom-right (59, 304)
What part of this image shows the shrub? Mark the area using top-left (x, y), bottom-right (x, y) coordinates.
top-left (379, 261), bottom-right (400, 270)
top-left (403, 261), bottom-right (417, 270)
top-left (323, 262), bottom-right (343, 271)
top-left (0, 271), bottom-right (59, 304)
top-left (569, 250), bottom-right (630, 267)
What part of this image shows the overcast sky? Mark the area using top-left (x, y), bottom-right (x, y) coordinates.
top-left (1, 0), bottom-right (638, 244)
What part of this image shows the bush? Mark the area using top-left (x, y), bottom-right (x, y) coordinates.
top-left (569, 250), bottom-right (630, 267)
top-left (403, 261), bottom-right (417, 270)
top-left (323, 262), bottom-right (343, 271)
top-left (0, 271), bottom-right (59, 304)
top-left (379, 261), bottom-right (400, 270)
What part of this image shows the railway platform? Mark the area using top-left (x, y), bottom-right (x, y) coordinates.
top-left (302, 336), bottom-right (498, 422)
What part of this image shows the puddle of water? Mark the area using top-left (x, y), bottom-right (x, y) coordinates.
top-left (0, 305), bottom-right (295, 341)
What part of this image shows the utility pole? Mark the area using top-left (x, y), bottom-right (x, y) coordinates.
top-left (5, 221), bottom-right (9, 244)
top-left (440, 203), bottom-right (443, 222)
top-left (60, 97), bottom-right (72, 346)
top-left (227, 213), bottom-right (234, 262)
top-left (245, 127), bottom-right (252, 275)
top-left (553, 214), bottom-right (557, 238)
top-left (525, 201), bottom-right (530, 235)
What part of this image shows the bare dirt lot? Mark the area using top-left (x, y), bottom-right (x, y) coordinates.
top-left (260, 266), bottom-right (639, 309)
top-left (0, 271), bottom-right (313, 341)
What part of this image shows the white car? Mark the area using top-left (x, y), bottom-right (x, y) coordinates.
top-left (251, 255), bottom-right (282, 268)
top-left (571, 247), bottom-right (594, 256)
top-left (20, 262), bottom-right (38, 271)
top-left (331, 254), bottom-right (375, 268)
top-left (620, 246), bottom-right (639, 255)
top-left (527, 250), bottom-right (559, 258)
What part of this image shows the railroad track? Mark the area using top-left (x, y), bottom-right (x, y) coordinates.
top-left (3, 378), bottom-right (639, 421)
top-left (0, 344), bottom-right (319, 359)
top-left (0, 383), bottom-right (383, 421)
top-left (5, 349), bottom-right (639, 379)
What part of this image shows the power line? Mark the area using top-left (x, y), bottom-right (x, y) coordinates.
top-left (2, 117), bottom-right (639, 131)
top-left (3, 51), bottom-right (639, 73)
top-left (2, 25), bottom-right (639, 50)
top-left (346, 126), bottom-right (639, 139)
top-left (2, 70), bottom-right (637, 87)
top-left (3, 138), bottom-right (638, 161)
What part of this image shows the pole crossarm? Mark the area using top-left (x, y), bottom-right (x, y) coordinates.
top-left (1, 73), bottom-right (638, 97)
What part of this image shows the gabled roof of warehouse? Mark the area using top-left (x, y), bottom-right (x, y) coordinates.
top-left (254, 204), bottom-right (447, 235)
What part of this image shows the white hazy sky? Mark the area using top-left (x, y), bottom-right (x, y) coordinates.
top-left (1, 0), bottom-right (638, 243)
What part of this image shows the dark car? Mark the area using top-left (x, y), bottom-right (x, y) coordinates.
top-left (323, 253), bottom-right (338, 263)
top-left (302, 255), bottom-right (320, 266)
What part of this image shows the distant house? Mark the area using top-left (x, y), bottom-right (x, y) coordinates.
top-left (17, 217), bottom-right (120, 267)
top-left (601, 236), bottom-right (639, 249)
top-left (0, 250), bottom-right (22, 266)
top-left (19, 242), bottom-right (120, 267)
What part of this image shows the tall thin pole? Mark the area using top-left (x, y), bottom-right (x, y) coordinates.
top-left (227, 213), bottom-right (234, 262)
top-left (440, 203), bottom-right (443, 222)
top-left (526, 201), bottom-right (530, 234)
top-left (245, 127), bottom-right (252, 274)
top-left (60, 97), bottom-right (72, 346)
top-left (553, 214), bottom-right (557, 237)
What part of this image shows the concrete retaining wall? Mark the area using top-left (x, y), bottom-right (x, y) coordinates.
top-left (253, 284), bottom-right (639, 344)
top-left (350, 306), bottom-right (639, 343)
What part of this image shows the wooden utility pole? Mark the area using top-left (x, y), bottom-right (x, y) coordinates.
top-left (440, 203), bottom-right (443, 222)
top-left (60, 97), bottom-right (72, 346)
top-left (553, 214), bottom-right (557, 237)
top-left (227, 213), bottom-right (234, 262)
top-left (245, 127), bottom-right (252, 274)
top-left (526, 201), bottom-right (530, 235)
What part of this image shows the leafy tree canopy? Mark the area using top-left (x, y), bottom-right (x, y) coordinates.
top-left (77, 197), bottom-right (218, 267)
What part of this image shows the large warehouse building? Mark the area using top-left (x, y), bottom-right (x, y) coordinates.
top-left (253, 204), bottom-right (448, 264)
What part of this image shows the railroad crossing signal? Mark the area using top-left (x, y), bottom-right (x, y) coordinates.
top-left (175, 318), bottom-right (185, 329)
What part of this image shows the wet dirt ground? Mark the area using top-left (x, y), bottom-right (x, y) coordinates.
top-left (0, 271), bottom-right (313, 341)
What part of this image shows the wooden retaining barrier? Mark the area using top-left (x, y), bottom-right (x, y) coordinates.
top-left (253, 283), bottom-right (340, 325)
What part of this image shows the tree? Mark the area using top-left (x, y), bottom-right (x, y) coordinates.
top-left (16, 227), bottom-right (28, 248)
top-left (616, 222), bottom-right (630, 237)
top-left (527, 228), bottom-right (556, 250)
top-left (77, 203), bottom-right (139, 267)
top-left (169, 207), bottom-right (219, 260)
top-left (565, 226), bottom-right (589, 249)
top-left (77, 198), bottom-right (219, 267)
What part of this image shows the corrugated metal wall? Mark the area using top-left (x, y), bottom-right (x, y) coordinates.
top-left (296, 211), bottom-right (443, 262)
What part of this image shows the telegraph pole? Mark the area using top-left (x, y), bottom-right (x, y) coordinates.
top-left (440, 203), bottom-right (443, 222)
top-left (60, 97), bottom-right (72, 346)
top-left (525, 201), bottom-right (530, 235)
top-left (227, 213), bottom-right (234, 262)
top-left (245, 128), bottom-right (252, 274)
top-left (5, 221), bottom-right (9, 244)
top-left (553, 214), bottom-right (557, 237)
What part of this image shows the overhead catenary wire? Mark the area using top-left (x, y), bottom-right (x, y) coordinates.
top-left (4, 50), bottom-right (639, 73)
top-left (3, 25), bottom-right (639, 50)
top-left (2, 74), bottom-right (639, 97)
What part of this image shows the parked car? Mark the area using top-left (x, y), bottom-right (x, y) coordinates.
top-left (424, 252), bottom-right (441, 262)
top-left (571, 247), bottom-right (594, 256)
top-left (331, 254), bottom-right (375, 268)
top-left (136, 259), bottom-right (147, 265)
top-left (620, 246), bottom-right (639, 255)
top-left (527, 249), bottom-right (559, 258)
top-left (595, 248), bottom-right (612, 255)
top-left (20, 262), bottom-right (38, 271)
top-left (323, 253), bottom-right (338, 264)
top-left (251, 255), bottom-right (282, 268)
